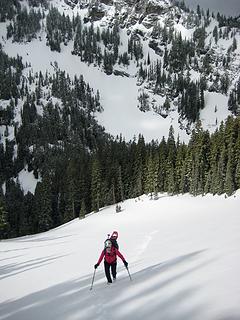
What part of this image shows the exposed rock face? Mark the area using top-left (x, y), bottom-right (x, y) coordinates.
top-left (64, 0), bottom-right (79, 8)
top-left (149, 39), bottom-right (163, 55)
top-left (88, 5), bottom-right (105, 21)
top-left (145, 0), bottom-right (172, 15)
top-left (82, 0), bottom-right (176, 29)
top-left (113, 69), bottom-right (130, 77)
top-left (124, 0), bottom-right (174, 28)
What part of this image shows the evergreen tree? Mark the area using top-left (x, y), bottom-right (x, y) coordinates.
top-left (235, 156), bottom-right (240, 190)
top-left (22, 192), bottom-right (36, 235)
top-left (189, 123), bottom-right (210, 195)
top-left (179, 161), bottom-right (188, 194)
top-left (213, 26), bottom-right (218, 44)
top-left (175, 141), bottom-right (187, 193)
top-left (166, 126), bottom-right (177, 194)
top-left (5, 179), bottom-right (24, 237)
top-left (34, 176), bottom-right (53, 232)
top-left (130, 135), bottom-right (145, 197)
top-left (158, 137), bottom-right (167, 191)
top-left (79, 199), bottom-right (86, 219)
top-left (193, 27), bottom-right (206, 49)
top-left (0, 196), bottom-right (9, 239)
top-left (91, 156), bottom-right (102, 212)
top-left (232, 37), bottom-right (237, 51)
top-left (224, 148), bottom-right (235, 196)
top-left (116, 165), bottom-right (124, 202)
top-left (63, 158), bottom-right (80, 223)
top-left (145, 151), bottom-right (159, 199)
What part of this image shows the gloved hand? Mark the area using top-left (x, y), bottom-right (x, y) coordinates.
top-left (94, 263), bottom-right (99, 269)
top-left (123, 260), bottom-right (128, 268)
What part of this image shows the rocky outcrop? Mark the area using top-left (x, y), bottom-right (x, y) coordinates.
top-left (88, 5), bottom-right (105, 21)
top-left (85, 0), bottom-right (175, 28)
top-left (149, 39), bottom-right (163, 55)
top-left (64, 0), bottom-right (79, 8)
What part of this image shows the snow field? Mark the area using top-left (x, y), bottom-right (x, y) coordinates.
top-left (1, 192), bottom-right (240, 320)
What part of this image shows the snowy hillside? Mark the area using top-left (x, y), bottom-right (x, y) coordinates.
top-left (0, 0), bottom-right (239, 144)
top-left (1, 192), bottom-right (240, 320)
top-left (0, 17), bottom-right (191, 143)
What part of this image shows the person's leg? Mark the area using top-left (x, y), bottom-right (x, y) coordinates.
top-left (104, 261), bottom-right (112, 283)
top-left (111, 262), bottom-right (117, 279)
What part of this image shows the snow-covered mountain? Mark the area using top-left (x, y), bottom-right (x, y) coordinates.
top-left (1, 3), bottom-right (240, 314)
top-left (0, 0), bottom-right (239, 144)
top-left (1, 192), bottom-right (240, 320)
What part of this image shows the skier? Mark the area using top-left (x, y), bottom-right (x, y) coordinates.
top-left (94, 239), bottom-right (128, 284)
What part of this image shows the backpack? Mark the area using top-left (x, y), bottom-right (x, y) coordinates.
top-left (110, 231), bottom-right (119, 249)
top-left (104, 231), bottom-right (119, 251)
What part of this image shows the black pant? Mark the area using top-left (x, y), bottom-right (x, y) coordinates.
top-left (104, 260), bottom-right (117, 283)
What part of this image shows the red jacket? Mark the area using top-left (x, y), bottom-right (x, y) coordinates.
top-left (97, 246), bottom-right (125, 265)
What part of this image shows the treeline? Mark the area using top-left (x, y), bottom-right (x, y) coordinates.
top-left (1, 114), bottom-right (240, 239)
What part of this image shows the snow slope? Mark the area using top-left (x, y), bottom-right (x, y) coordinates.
top-left (1, 192), bottom-right (240, 320)
top-left (0, 7), bottom-right (235, 144)
top-left (0, 27), bottom-right (190, 143)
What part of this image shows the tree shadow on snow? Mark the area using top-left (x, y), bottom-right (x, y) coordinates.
top-left (1, 234), bottom-right (77, 244)
top-left (0, 250), bottom-right (237, 320)
top-left (0, 238), bottom-right (76, 254)
top-left (106, 250), bottom-right (213, 319)
top-left (0, 255), bottom-right (22, 262)
top-left (0, 271), bottom-right (102, 320)
top-left (0, 254), bottom-right (70, 280)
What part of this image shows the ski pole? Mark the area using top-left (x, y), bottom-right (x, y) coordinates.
top-left (90, 268), bottom-right (96, 290)
top-left (126, 266), bottom-right (132, 281)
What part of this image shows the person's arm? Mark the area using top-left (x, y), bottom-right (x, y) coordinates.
top-left (97, 250), bottom-right (105, 265)
top-left (116, 249), bottom-right (125, 261)
top-left (116, 249), bottom-right (128, 267)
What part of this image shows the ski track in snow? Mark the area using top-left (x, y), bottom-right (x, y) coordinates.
top-left (135, 230), bottom-right (159, 259)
